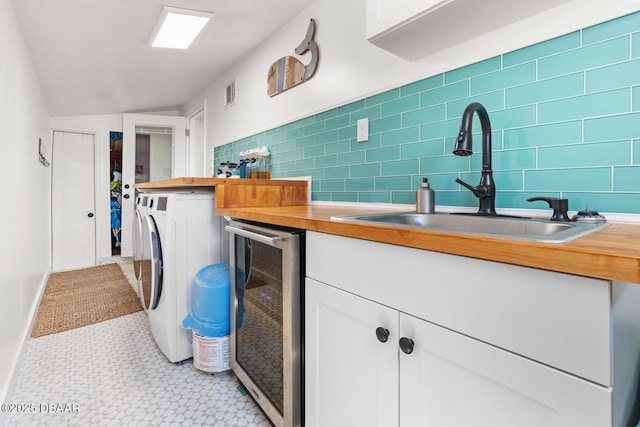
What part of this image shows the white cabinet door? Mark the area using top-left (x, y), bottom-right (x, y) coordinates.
top-left (399, 313), bottom-right (612, 427)
top-left (305, 278), bottom-right (399, 427)
top-left (365, 0), bottom-right (450, 39)
top-left (365, 0), bottom-right (573, 61)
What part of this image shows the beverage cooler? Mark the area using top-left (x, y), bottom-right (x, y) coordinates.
top-left (225, 220), bottom-right (304, 427)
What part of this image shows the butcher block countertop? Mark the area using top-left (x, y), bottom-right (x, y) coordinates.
top-left (216, 204), bottom-right (640, 285)
top-left (134, 177), bottom-right (308, 208)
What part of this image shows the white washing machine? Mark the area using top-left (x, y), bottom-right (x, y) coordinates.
top-left (139, 192), bottom-right (228, 363)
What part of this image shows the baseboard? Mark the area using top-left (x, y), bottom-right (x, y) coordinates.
top-left (0, 269), bottom-right (50, 405)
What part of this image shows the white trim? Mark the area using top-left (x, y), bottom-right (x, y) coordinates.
top-left (0, 270), bottom-right (50, 404)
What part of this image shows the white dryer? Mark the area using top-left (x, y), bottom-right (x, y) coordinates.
top-left (133, 193), bottom-right (151, 299)
top-left (140, 192), bottom-right (228, 363)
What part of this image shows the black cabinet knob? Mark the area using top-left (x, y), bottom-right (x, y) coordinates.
top-left (123, 194), bottom-right (130, 199)
top-left (399, 337), bottom-right (414, 354)
top-left (124, 184), bottom-right (130, 189)
top-left (87, 212), bottom-right (94, 218)
top-left (375, 327), bottom-right (390, 343)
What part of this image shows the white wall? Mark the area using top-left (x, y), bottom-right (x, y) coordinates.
top-left (0, 0), bottom-right (51, 405)
top-left (49, 114), bottom-right (123, 263)
top-left (183, 0), bottom-right (640, 170)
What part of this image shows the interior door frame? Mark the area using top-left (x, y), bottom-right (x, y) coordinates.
top-left (187, 103), bottom-right (207, 177)
top-left (121, 113), bottom-right (186, 257)
top-left (51, 129), bottom-right (97, 271)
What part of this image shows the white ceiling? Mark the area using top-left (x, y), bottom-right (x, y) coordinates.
top-left (12, 0), bottom-right (315, 117)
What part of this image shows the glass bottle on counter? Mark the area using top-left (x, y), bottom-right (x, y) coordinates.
top-left (238, 151), bottom-right (247, 178)
top-left (251, 146), bottom-right (271, 179)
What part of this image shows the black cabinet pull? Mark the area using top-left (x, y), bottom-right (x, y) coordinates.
top-left (399, 337), bottom-right (414, 354)
top-left (87, 212), bottom-right (94, 218)
top-left (123, 194), bottom-right (130, 199)
top-left (375, 327), bottom-right (389, 343)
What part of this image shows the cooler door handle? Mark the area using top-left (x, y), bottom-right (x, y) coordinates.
top-left (224, 225), bottom-right (282, 246)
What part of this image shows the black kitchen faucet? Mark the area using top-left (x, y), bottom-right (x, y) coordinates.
top-left (453, 102), bottom-right (496, 215)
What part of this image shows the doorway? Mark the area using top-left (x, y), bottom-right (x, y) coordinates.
top-left (121, 114), bottom-right (186, 257)
top-left (188, 107), bottom-right (206, 176)
top-left (109, 132), bottom-right (123, 255)
top-left (51, 130), bottom-right (96, 271)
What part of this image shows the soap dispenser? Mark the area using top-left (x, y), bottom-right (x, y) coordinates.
top-left (416, 177), bottom-right (435, 214)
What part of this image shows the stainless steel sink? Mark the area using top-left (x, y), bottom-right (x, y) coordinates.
top-left (331, 212), bottom-right (608, 243)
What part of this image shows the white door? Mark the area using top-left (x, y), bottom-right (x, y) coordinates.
top-left (121, 113), bottom-right (186, 257)
top-left (51, 131), bottom-right (96, 271)
top-left (187, 107), bottom-right (207, 176)
top-left (305, 278), bottom-right (399, 427)
top-left (399, 313), bottom-right (611, 427)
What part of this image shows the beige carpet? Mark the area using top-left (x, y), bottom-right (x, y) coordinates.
top-left (31, 263), bottom-right (143, 338)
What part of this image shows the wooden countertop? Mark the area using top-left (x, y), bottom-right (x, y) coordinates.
top-left (216, 204), bottom-right (640, 284)
top-left (134, 177), bottom-right (306, 190)
top-left (134, 177), bottom-right (309, 208)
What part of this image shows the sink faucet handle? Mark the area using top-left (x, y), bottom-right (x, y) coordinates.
top-left (456, 178), bottom-right (487, 198)
top-left (526, 197), bottom-right (570, 222)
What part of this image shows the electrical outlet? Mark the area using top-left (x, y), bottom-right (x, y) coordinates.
top-left (357, 118), bottom-right (369, 142)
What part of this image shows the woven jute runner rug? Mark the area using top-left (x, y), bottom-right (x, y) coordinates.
top-left (31, 263), bottom-right (142, 338)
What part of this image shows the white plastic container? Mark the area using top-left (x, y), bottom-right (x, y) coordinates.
top-left (192, 333), bottom-right (230, 373)
top-left (182, 263), bottom-right (231, 373)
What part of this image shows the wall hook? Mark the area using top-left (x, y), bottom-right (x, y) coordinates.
top-left (39, 138), bottom-right (50, 167)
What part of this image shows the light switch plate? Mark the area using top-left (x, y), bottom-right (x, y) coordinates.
top-left (357, 118), bottom-right (369, 142)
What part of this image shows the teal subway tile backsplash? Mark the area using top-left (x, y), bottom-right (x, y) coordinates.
top-left (538, 89), bottom-right (630, 123)
top-left (214, 11), bottom-right (640, 214)
top-left (505, 73), bottom-right (584, 107)
top-left (586, 59), bottom-right (640, 92)
top-left (538, 141), bottom-right (631, 168)
top-left (350, 163), bottom-right (380, 178)
top-left (346, 178), bottom-right (375, 192)
top-left (503, 121), bottom-right (582, 149)
top-left (444, 56), bottom-right (501, 84)
top-left (382, 127), bottom-right (420, 146)
top-left (382, 94), bottom-right (420, 116)
top-left (502, 32), bottom-right (580, 67)
top-left (401, 75), bottom-right (442, 96)
top-left (366, 89), bottom-right (399, 106)
top-left (538, 36), bottom-right (629, 79)
top-left (584, 112), bottom-right (640, 141)
top-left (367, 146), bottom-right (400, 163)
top-left (471, 62), bottom-right (536, 95)
top-left (582, 12), bottom-right (640, 45)
top-left (633, 33), bottom-right (640, 58)
top-left (613, 166), bottom-right (640, 191)
top-left (525, 168), bottom-right (612, 192)
top-left (564, 192), bottom-right (640, 214)
top-left (403, 104), bottom-right (445, 127)
top-left (421, 81), bottom-right (469, 106)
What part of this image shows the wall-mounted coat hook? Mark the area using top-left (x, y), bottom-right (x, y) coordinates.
top-left (39, 138), bottom-right (50, 167)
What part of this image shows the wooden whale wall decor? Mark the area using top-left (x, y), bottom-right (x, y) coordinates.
top-left (267, 19), bottom-right (318, 97)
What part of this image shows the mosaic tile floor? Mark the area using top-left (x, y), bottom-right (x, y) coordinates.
top-left (4, 260), bottom-right (272, 427)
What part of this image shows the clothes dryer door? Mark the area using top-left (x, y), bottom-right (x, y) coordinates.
top-left (140, 214), bottom-right (163, 311)
top-left (133, 209), bottom-right (144, 285)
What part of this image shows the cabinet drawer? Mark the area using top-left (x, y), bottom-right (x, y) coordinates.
top-left (306, 232), bottom-right (611, 386)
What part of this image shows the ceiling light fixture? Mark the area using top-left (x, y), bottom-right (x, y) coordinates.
top-left (149, 6), bottom-right (215, 49)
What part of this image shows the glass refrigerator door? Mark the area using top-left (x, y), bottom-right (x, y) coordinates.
top-left (234, 235), bottom-right (285, 414)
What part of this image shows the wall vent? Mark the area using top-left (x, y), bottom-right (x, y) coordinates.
top-left (224, 80), bottom-right (236, 108)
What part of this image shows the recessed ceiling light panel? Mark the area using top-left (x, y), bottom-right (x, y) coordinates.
top-left (150, 6), bottom-right (215, 49)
